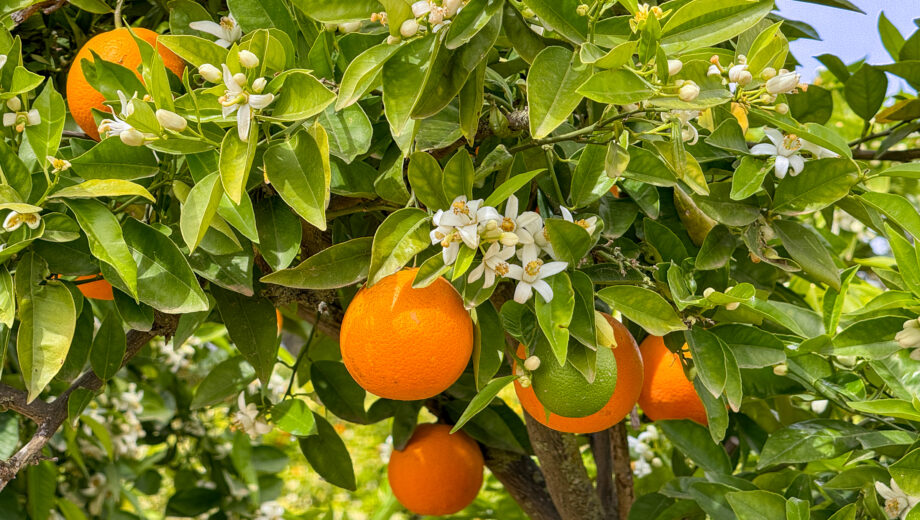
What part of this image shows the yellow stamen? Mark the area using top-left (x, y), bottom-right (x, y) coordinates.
top-left (525, 259), bottom-right (543, 277)
top-left (501, 217), bottom-right (515, 232)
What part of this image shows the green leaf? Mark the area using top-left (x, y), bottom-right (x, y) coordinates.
top-left (596, 286), bottom-right (687, 336)
top-left (844, 64), bottom-right (888, 120)
top-left (50, 179), bottom-right (155, 202)
top-left (691, 182), bottom-right (760, 227)
top-left (751, 109), bottom-right (853, 158)
top-left (890, 448), bottom-right (920, 496)
top-left (262, 237), bottom-right (373, 290)
top-left (445, 0), bottom-right (503, 49)
top-left (180, 173), bottom-right (224, 253)
top-left (367, 208), bottom-right (430, 286)
top-left (158, 34), bottom-right (228, 68)
top-left (847, 400), bottom-right (920, 422)
top-left (578, 69), bottom-right (654, 106)
top-left (381, 35), bottom-right (437, 133)
top-left (725, 490), bottom-right (788, 520)
top-left (730, 156), bottom-right (769, 200)
top-left (15, 254), bottom-right (76, 402)
top-left (660, 0), bottom-right (774, 53)
top-left (319, 104), bottom-right (372, 163)
top-left (25, 80), bottom-right (65, 171)
top-left (482, 169), bottom-right (544, 207)
top-left (299, 413), bottom-right (356, 490)
top-left (544, 218), bottom-right (592, 265)
top-left (773, 220), bottom-right (840, 290)
top-left (521, 0), bottom-right (588, 43)
top-left (311, 361), bottom-right (368, 423)
top-left (271, 398), bottom-right (317, 437)
top-left (773, 158), bottom-right (859, 215)
top-left (27, 461), bottom-right (56, 520)
top-left (696, 225), bottom-right (736, 270)
top-left (862, 191), bottom-right (920, 239)
top-left (570, 144), bottom-right (615, 209)
top-left (450, 375), bottom-right (518, 433)
top-left (0, 266), bottom-right (13, 328)
top-left (69, 137), bottom-right (158, 180)
top-left (528, 46), bottom-right (592, 139)
top-left (685, 327), bottom-right (742, 410)
top-left (218, 129), bottom-right (253, 205)
top-left (757, 419), bottom-right (863, 468)
top-left (64, 199), bottom-right (138, 298)
top-left (408, 151), bottom-right (471, 211)
top-left (191, 356), bottom-right (256, 409)
top-left (264, 131), bottom-right (329, 230)
top-left (254, 196), bottom-right (302, 271)
top-left (103, 219), bottom-right (210, 314)
top-left (336, 43), bottom-right (401, 110)
top-left (879, 11), bottom-right (906, 61)
top-left (535, 273), bottom-right (575, 366)
top-left (887, 225), bottom-right (920, 297)
top-left (659, 419), bottom-right (732, 474)
top-left (89, 313), bottom-right (126, 381)
top-left (228, 0), bottom-right (297, 41)
top-left (473, 302), bottom-right (504, 390)
top-left (212, 285), bottom-right (279, 384)
top-left (290, 0), bottom-right (380, 22)
top-left (786, 84), bottom-right (834, 125)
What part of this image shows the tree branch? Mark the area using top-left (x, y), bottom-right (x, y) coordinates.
top-left (484, 445), bottom-right (562, 520)
top-left (10, 0), bottom-right (68, 25)
top-left (591, 430), bottom-right (616, 517)
top-left (610, 422), bottom-right (635, 520)
top-left (852, 148), bottom-right (920, 162)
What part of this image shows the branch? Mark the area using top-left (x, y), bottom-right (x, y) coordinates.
top-left (610, 422), bottom-right (635, 520)
top-left (524, 415), bottom-right (606, 520)
top-left (852, 148), bottom-right (920, 162)
top-left (10, 0), bottom-right (68, 25)
top-left (591, 431), bottom-right (616, 517)
top-left (483, 446), bottom-right (562, 520)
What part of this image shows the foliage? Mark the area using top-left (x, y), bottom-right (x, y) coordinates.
top-left (0, 0), bottom-right (919, 518)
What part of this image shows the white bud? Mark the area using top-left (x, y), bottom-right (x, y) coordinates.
top-left (400, 19), bottom-right (420, 38)
top-left (120, 127), bottom-right (147, 146)
top-left (761, 67), bottom-right (777, 80)
top-left (233, 72), bottom-right (248, 87)
top-left (238, 50), bottom-right (260, 69)
top-left (775, 103), bottom-right (789, 115)
top-left (761, 93), bottom-right (777, 104)
top-left (702, 287), bottom-right (716, 298)
top-left (707, 64), bottom-right (721, 77)
top-left (766, 71), bottom-right (800, 95)
top-left (651, 457), bottom-right (663, 468)
top-left (576, 4), bottom-right (590, 16)
top-left (386, 35), bottom-right (401, 45)
top-left (156, 109), bottom-right (188, 132)
top-left (252, 77), bottom-right (267, 94)
top-left (667, 59), bottom-right (683, 76)
top-left (736, 54), bottom-right (747, 65)
top-left (724, 302), bottom-right (740, 311)
top-left (500, 232), bottom-right (519, 247)
top-left (411, 0), bottom-right (431, 17)
top-left (772, 364), bottom-right (788, 376)
top-left (338, 21), bottom-right (362, 33)
top-left (324, 22), bottom-right (338, 32)
top-left (737, 70), bottom-right (753, 86)
top-left (678, 80), bottom-right (700, 102)
top-left (728, 64), bottom-right (747, 83)
top-left (524, 356), bottom-right (541, 371)
top-left (6, 97), bottom-right (21, 111)
top-left (518, 374), bottom-right (532, 388)
top-left (26, 109), bottom-right (40, 126)
top-left (198, 63), bottom-right (222, 83)
top-left (444, 0), bottom-right (462, 17)
top-left (810, 399), bottom-right (829, 414)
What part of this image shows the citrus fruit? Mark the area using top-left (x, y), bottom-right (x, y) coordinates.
top-left (609, 184), bottom-right (620, 198)
top-left (76, 275), bottom-right (114, 301)
top-left (526, 333), bottom-right (618, 418)
top-left (275, 309), bottom-right (283, 336)
top-left (637, 335), bottom-right (708, 425)
top-left (388, 423), bottom-right (484, 516)
top-left (514, 314), bottom-right (643, 433)
top-left (339, 268), bottom-right (473, 401)
top-left (66, 27), bottom-right (185, 140)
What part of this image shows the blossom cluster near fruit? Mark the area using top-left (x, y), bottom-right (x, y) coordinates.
top-left (0, 0), bottom-right (919, 518)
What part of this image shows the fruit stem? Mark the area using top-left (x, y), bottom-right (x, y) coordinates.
top-left (113, 0), bottom-right (124, 28)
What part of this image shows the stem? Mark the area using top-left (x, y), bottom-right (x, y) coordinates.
top-left (285, 311), bottom-right (319, 398)
top-left (113, 0), bottom-right (124, 28)
top-left (508, 109), bottom-right (660, 154)
top-left (610, 421), bottom-right (635, 520)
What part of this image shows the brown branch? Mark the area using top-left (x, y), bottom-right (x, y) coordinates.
top-left (524, 414), bottom-right (605, 520)
top-left (591, 431), bottom-right (616, 517)
top-left (610, 422), bottom-right (635, 520)
top-left (10, 0), bottom-right (68, 25)
top-left (484, 445), bottom-right (562, 520)
top-left (852, 148), bottom-right (920, 162)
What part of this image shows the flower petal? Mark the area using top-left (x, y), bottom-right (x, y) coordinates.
top-left (513, 282), bottom-right (533, 304)
top-left (531, 279), bottom-right (554, 303)
top-left (189, 20), bottom-right (227, 40)
top-left (763, 127), bottom-right (784, 147)
top-left (237, 104), bottom-right (252, 141)
top-left (539, 261), bottom-right (568, 279)
top-left (774, 155), bottom-right (789, 179)
top-left (750, 143), bottom-right (777, 156)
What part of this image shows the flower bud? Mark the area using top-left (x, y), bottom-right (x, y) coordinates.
top-left (386, 35), bottom-right (401, 45)
top-left (238, 50), bottom-right (259, 69)
top-left (707, 64), bottom-right (721, 77)
top-left (198, 63), bottom-right (222, 82)
top-left (338, 21), bottom-right (362, 33)
top-left (775, 102), bottom-right (789, 115)
top-left (324, 22), bottom-right (338, 32)
top-left (499, 232), bottom-right (519, 247)
top-left (724, 301), bottom-right (740, 311)
top-left (518, 374), bottom-right (532, 388)
top-left (120, 127), bottom-right (147, 146)
top-left (736, 70), bottom-right (753, 86)
top-left (233, 72), bottom-right (248, 87)
top-left (524, 356), bottom-right (541, 371)
top-left (736, 54), bottom-right (747, 65)
top-left (678, 80), bottom-right (700, 102)
top-left (766, 71), bottom-right (800, 95)
top-left (761, 93), bottom-right (777, 104)
top-left (810, 399), bottom-right (829, 414)
top-left (156, 109), bottom-right (188, 132)
top-left (667, 59), bottom-right (683, 76)
top-left (761, 67), bottom-right (777, 80)
top-left (5, 97), bottom-right (21, 111)
top-left (411, 0), bottom-right (431, 17)
top-left (252, 77), bottom-right (267, 94)
top-left (702, 287), bottom-right (716, 298)
top-left (773, 364), bottom-right (788, 376)
top-left (400, 19), bottom-right (420, 38)
top-left (576, 4), bottom-right (589, 16)
top-left (444, 0), bottom-right (462, 17)
top-left (651, 457), bottom-right (663, 468)
top-left (728, 64), bottom-right (747, 83)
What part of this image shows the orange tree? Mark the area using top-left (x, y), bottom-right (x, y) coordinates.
top-left (1, 0), bottom-right (920, 518)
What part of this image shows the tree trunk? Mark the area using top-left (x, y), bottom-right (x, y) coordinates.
top-left (591, 431), bottom-right (617, 518)
top-left (483, 446), bottom-right (562, 520)
top-left (611, 422), bottom-right (635, 520)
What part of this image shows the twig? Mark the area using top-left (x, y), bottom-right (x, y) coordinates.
top-left (852, 148), bottom-right (920, 162)
top-left (610, 422), bottom-right (634, 520)
top-left (10, 0), bottom-right (68, 25)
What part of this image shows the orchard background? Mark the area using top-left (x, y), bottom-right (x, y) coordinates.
top-left (0, 0), bottom-right (920, 519)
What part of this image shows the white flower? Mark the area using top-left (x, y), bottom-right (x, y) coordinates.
top-left (505, 249), bottom-right (568, 303)
top-left (219, 64), bottom-right (275, 142)
top-left (189, 13), bottom-right (242, 47)
top-left (82, 473), bottom-right (110, 515)
top-left (707, 64), bottom-right (721, 77)
top-left (233, 393), bottom-right (272, 440)
top-left (766, 70), bottom-right (800, 95)
top-left (664, 110), bottom-right (700, 145)
top-left (47, 156), bottom-right (71, 173)
top-left (98, 91), bottom-right (154, 144)
top-left (2, 108), bottom-right (40, 132)
top-left (3, 210), bottom-right (41, 232)
top-left (876, 479), bottom-right (920, 520)
top-left (667, 59), bottom-right (682, 76)
top-left (633, 457), bottom-right (652, 478)
top-left (198, 63), bottom-right (222, 83)
top-left (750, 128), bottom-right (808, 179)
top-left (113, 383), bottom-right (144, 414)
top-left (468, 242), bottom-right (516, 288)
top-left (430, 196), bottom-right (500, 265)
top-left (677, 80), bottom-right (700, 102)
top-left (896, 318), bottom-right (920, 361)
top-left (155, 109), bottom-right (188, 132)
top-left (561, 207), bottom-right (598, 235)
top-left (254, 501), bottom-right (285, 520)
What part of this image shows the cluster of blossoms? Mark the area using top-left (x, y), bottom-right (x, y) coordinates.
top-left (98, 90), bottom-right (188, 145)
top-left (876, 479), bottom-right (920, 520)
top-left (627, 425), bottom-right (663, 478)
top-left (233, 391), bottom-right (272, 440)
top-left (76, 382), bottom-right (148, 462)
top-left (430, 195), bottom-right (594, 304)
top-left (710, 54), bottom-right (803, 100)
top-left (367, 0), bottom-right (467, 43)
top-left (896, 317), bottom-right (920, 360)
top-left (197, 51), bottom-right (275, 142)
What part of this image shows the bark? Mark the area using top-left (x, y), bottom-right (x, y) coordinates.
top-left (483, 446), bottom-right (562, 520)
top-left (610, 422), bottom-right (635, 520)
top-left (524, 414), bottom-right (605, 520)
top-left (591, 430), bottom-right (617, 518)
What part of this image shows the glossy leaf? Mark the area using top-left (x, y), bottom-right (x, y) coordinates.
top-left (528, 46), bottom-right (591, 139)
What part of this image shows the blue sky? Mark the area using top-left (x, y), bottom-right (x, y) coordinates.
top-left (776, 0), bottom-right (918, 92)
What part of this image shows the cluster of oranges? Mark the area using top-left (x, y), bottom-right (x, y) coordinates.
top-left (339, 268), bottom-right (708, 515)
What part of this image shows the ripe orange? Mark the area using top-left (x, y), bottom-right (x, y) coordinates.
top-left (637, 335), bottom-right (708, 425)
top-left (76, 275), bottom-right (114, 300)
top-left (514, 314), bottom-right (644, 433)
top-left (66, 27), bottom-right (185, 140)
top-left (275, 308), bottom-right (283, 336)
top-left (388, 423), bottom-right (484, 515)
top-left (609, 185), bottom-right (620, 198)
top-left (339, 268), bottom-right (473, 400)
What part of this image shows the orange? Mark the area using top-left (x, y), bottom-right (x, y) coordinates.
top-left (388, 424), bottom-right (483, 515)
top-left (637, 335), bottom-right (708, 425)
top-left (609, 185), bottom-right (620, 198)
top-left (66, 27), bottom-right (185, 140)
top-left (514, 314), bottom-right (644, 433)
top-left (76, 275), bottom-right (114, 300)
top-left (276, 308), bottom-right (283, 336)
top-left (339, 268), bottom-right (473, 400)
